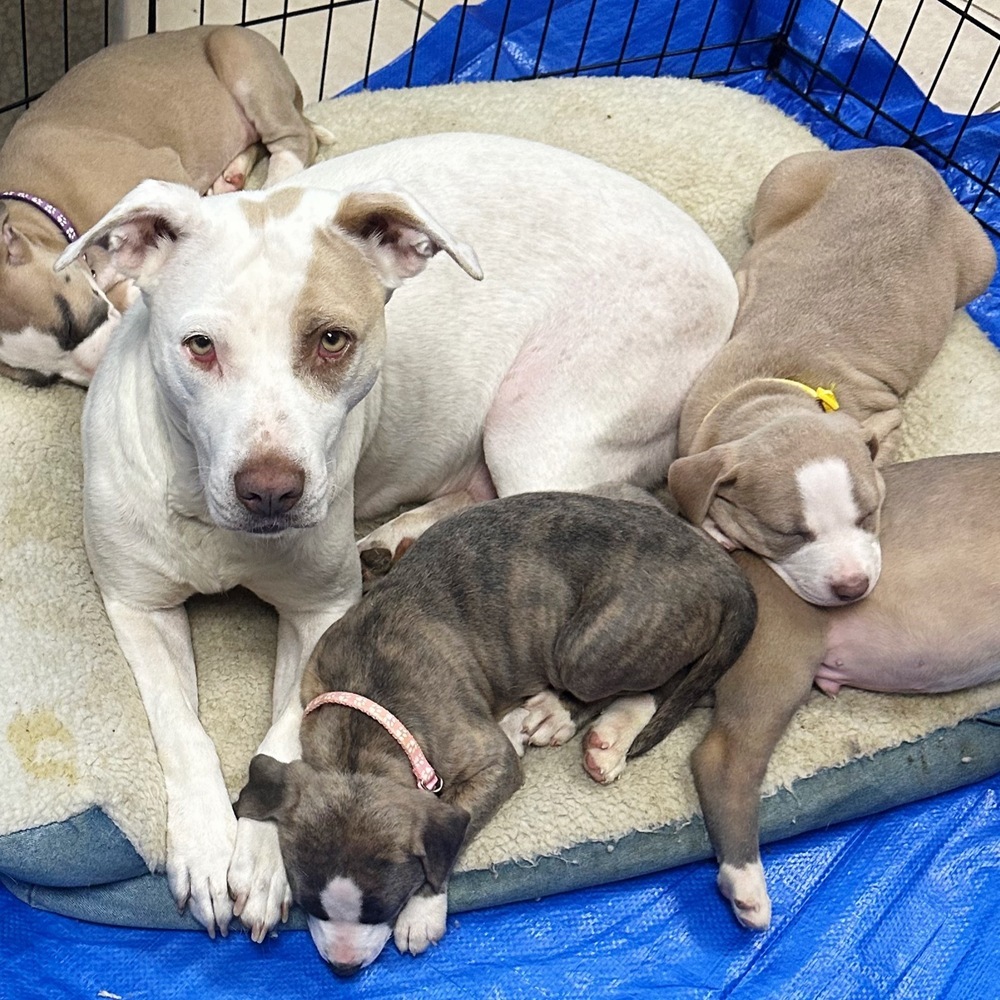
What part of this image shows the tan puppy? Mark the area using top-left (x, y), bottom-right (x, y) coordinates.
top-left (0, 25), bottom-right (322, 386)
top-left (690, 453), bottom-right (1000, 931)
top-left (668, 147), bottom-right (995, 606)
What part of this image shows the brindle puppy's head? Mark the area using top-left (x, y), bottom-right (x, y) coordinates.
top-left (0, 202), bottom-right (119, 386)
top-left (235, 754), bottom-right (469, 975)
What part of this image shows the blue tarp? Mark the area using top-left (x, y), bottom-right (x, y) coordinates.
top-left (2, 775), bottom-right (998, 997)
top-left (3, 0), bottom-right (1000, 995)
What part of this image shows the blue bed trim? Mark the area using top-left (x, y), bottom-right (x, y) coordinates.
top-left (3, 706), bottom-right (997, 929)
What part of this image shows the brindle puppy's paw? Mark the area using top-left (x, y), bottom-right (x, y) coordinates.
top-left (582, 727), bottom-right (630, 784)
top-left (522, 690), bottom-right (578, 747)
top-left (581, 694), bottom-right (656, 784)
top-left (393, 891), bottom-right (448, 955)
top-left (498, 707), bottom-right (530, 757)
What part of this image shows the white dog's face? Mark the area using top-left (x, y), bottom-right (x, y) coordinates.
top-left (669, 413), bottom-right (884, 606)
top-left (56, 179), bottom-right (482, 534)
top-left (145, 189), bottom-right (387, 533)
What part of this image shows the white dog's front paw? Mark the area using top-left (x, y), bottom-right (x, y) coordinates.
top-left (393, 891), bottom-right (448, 956)
top-left (166, 794), bottom-right (238, 938)
top-left (522, 690), bottom-right (578, 747)
top-left (718, 859), bottom-right (772, 930)
top-left (228, 817), bottom-right (292, 943)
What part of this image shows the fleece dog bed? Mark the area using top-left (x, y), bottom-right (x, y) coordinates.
top-left (2, 75), bottom-right (999, 929)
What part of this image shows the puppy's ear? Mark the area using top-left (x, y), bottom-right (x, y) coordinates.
top-left (667, 445), bottom-right (738, 526)
top-left (0, 205), bottom-right (30, 267)
top-left (55, 179), bottom-right (202, 289)
top-left (412, 797), bottom-right (470, 893)
top-left (233, 754), bottom-right (300, 823)
top-left (333, 184), bottom-right (483, 291)
top-left (862, 426), bottom-right (879, 462)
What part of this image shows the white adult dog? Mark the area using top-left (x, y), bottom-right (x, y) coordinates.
top-left (57, 133), bottom-right (738, 946)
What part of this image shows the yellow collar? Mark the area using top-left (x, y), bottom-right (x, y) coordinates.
top-left (767, 378), bottom-right (840, 413)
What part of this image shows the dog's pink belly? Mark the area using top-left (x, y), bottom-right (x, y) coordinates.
top-left (816, 618), bottom-right (1000, 696)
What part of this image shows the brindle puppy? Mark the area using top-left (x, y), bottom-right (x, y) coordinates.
top-left (235, 488), bottom-right (756, 974)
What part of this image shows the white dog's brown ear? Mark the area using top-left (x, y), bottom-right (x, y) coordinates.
top-left (413, 797), bottom-right (470, 893)
top-left (334, 184), bottom-right (483, 289)
top-left (233, 754), bottom-right (300, 823)
top-left (667, 445), bottom-right (738, 526)
top-left (55, 179), bottom-right (202, 288)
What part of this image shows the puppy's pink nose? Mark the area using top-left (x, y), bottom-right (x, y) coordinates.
top-left (831, 574), bottom-right (870, 602)
top-left (234, 457), bottom-right (304, 517)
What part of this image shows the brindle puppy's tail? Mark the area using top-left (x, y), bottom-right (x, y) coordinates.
top-left (627, 575), bottom-right (757, 759)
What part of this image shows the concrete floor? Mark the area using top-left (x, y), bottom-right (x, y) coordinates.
top-left (118, 0), bottom-right (458, 98)
top-left (840, 0), bottom-right (1000, 114)
top-left (125, 0), bottom-right (1000, 115)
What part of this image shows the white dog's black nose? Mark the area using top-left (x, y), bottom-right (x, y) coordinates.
top-left (234, 455), bottom-right (305, 517)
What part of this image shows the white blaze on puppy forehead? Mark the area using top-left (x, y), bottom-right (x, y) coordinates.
top-left (776, 455), bottom-right (880, 605)
top-left (309, 878), bottom-right (392, 969)
top-left (795, 457), bottom-right (861, 532)
top-left (320, 876), bottom-right (364, 922)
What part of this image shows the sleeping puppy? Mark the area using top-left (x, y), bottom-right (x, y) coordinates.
top-left (668, 147), bottom-right (996, 606)
top-left (235, 488), bottom-right (756, 974)
top-left (0, 25), bottom-right (322, 386)
top-left (690, 453), bottom-right (1000, 931)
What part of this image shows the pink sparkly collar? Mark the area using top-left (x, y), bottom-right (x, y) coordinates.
top-left (303, 690), bottom-right (444, 793)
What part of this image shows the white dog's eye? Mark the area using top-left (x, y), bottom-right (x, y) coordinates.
top-left (184, 334), bottom-right (215, 358)
top-left (318, 329), bottom-right (352, 359)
